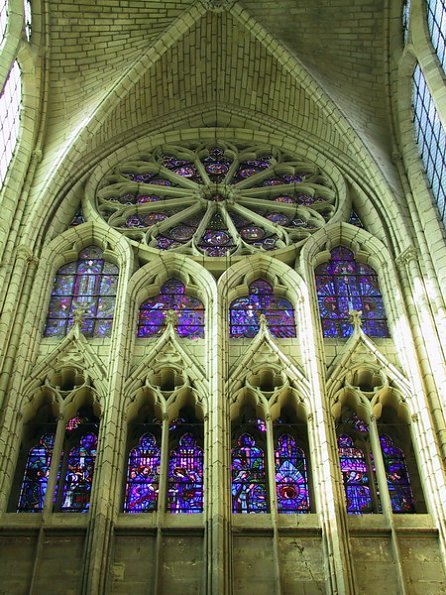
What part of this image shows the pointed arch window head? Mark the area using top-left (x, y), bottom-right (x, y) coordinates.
top-left (0, 60), bottom-right (21, 189)
top-left (426, 0), bottom-right (446, 75)
top-left (124, 432), bottom-right (161, 513)
top-left (44, 246), bottom-right (118, 339)
top-left (274, 434), bottom-right (310, 514)
top-left (137, 278), bottom-right (204, 339)
top-left (380, 434), bottom-right (415, 513)
top-left (231, 433), bottom-right (268, 513)
top-left (167, 432), bottom-right (204, 513)
top-left (315, 246), bottom-right (389, 338)
top-left (230, 279), bottom-right (296, 338)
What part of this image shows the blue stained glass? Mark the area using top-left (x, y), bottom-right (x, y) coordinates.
top-left (17, 433), bottom-right (55, 512)
top-left (379, 435), bottom-right (415, 513)
top-left (137, 278), bottom-right (204, 338)
top-left (167, 433), bottom-right (204, 513)
top-left (275, 434), bottom-right (310, 513)
top-left (230, 279), bottom-right (296, 338)
top-left (232, 433), bottom-right (268, 513)
top-left (44, 246), bottom-right (118, 339)
top-left (124, 433), bottom-right (160, 513)
top-left (338, 434), bottom-right (374, 514)
top-left (57, 431), bottom-right (97, 513)
top-left (201, 147), bottom-right (232, 183)
top-left (315, 247), bottom-right (389, 338)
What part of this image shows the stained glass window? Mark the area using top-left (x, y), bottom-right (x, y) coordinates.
top-left (315, 246), bottom-right (389, 338)
top-left (231, 433), bottom-right (268, 513)
top-left (167, 433), bottom-right (204, 513)
top-left (44, 246), bottom-right (118, 338)
top-left (229, 279), bottom-right (296, 338)
top-left (137, 278), bottom-right (204, 338)
top-left (95, 142), bottom-right (337, 257)
top-left (275, 434), bottom-right (310, 513)
top-left (379, 434), bottom-right (415, 513)
top-left (53, 415), bottom-right (99, 513)
top-left (0, 61), bottom-right (21, 189)
top-left (426, 0), bottom-right (446, 75)
top-left (24, 0), bottom-right (32, 40)
top-left (412, 65), bottom-right (446, 227)
top-left (348, 210), bottom-right (365, 229)
top-left (338, 434), bottom-right (374, 514)
top-left (124, 433), bottom-right (161, 513)
top-left (17, 433), bottom-right (55, 512)
top-left (402, 0), bottom-right (411, 42)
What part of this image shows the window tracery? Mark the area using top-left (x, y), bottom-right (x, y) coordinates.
top-left (229, 279), bottom-right (296, 338)
top-left (315, 246), bottom-right (389, 338)
top-left (95, 141), bottom-right (338, 257)
top-left (44, 246), bottom-right (118, 338)
top-left (137, 278), bottom-right (204, 338)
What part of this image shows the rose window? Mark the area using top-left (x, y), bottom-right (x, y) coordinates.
top-left (95, 142), bottom-right (337, 257)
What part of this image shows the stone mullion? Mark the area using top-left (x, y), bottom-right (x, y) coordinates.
top-left (369, 418), bottom-right (408, 595)
top-left (153, 412), bottom-right (170, 594)
top-left (205, 293), bottom-right (231, 595)
top-left (300, 298), bottom-right (357, 594)
top-left (265, 414), bottom-right (282, 594)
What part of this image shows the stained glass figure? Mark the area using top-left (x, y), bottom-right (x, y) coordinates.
top-left (275, 434), bottom-right (310, 513)
top-left (17, 433), bottom-right (55, 512)
top-left (138, 278), bottom-right (204, 338)
top-left (44, 246), bottom-right (118, 338)
top-left (95, 142), bottom-right (337, 257)
top-left (380, 434), bottom-right (415, 513)
top-left (167, 433), bottom-right (204, 513)
top-left (231, 433), bottom-right (268, 513)
top-left (338, 434), bottom-right (374, 514)
top-left (124, 433), bottom-right (161, 513)
top-left (230, 279), bottom-right (296, 338)
top-left (315, 246), bottom-right (389, 338)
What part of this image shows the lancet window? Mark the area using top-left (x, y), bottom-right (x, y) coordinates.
top-left (12, 405), bottom-right (100, 513)
top-left (0, 61), bottom-right (21, 189)
top-left (137, 278), bottom-right (204, 338)
top-left (229, 279), bottom-right (296, 338)
top-left (123, 405), bottom-right (204, 514)
top-left (44, 246), bottom-right (118, 338)
top-left (426, 0), bottom-right (446, 75)
top-left (315, 246), bottom-right (389, 338)
top-left (231, 406), bottom-right (311, 514)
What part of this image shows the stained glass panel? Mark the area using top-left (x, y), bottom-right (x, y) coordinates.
top-left (17, 433), bottom-right (55, 512)
top-left (137, 278), bottom-right (204, 338)
top-left (124, 433), bottom-right (161, 513)
top-left (338, 434), bottom-right (374, 514)
top-left (426, 0), bottom-right (446, 75)
top-left (315, 246), bottom-right (389, 338)
top-left (230, 278), bottom-right (296, 338)
top-left (167, 433), bottom-right (204, 513)
top-left (44, 246), bottom-right (118, 338)
top-left (231, 433), bottom-right (268, 513)
top-left (380, 434), bottom-right (415, 513)
top-left (58, 431), bottom-right (97, 512)
top-left (0, 61), bottom-right (21, 189)
top-left (275, 434), bottom-right (310, 513)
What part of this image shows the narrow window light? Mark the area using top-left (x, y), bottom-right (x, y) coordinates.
top-left (0, 60), bottom-right (21, 189)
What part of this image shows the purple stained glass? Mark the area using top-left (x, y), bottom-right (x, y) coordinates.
top-left (202, 147), bottom-right (232, 183)
top-left (124, 433), bottom-right (161, 513)
top-left (379, 434), bottom-right (415, 513)
top-left (58, 432), bottom-right (97, 512)
top-left (231, 433), bottom-right (268, 513)
top-left (167, 433), bottom-right (204, 513)
top-left (137, 278), bottom-right (204, 338)
top-left (230, 279), bottom-right (296, 338)
top-left (44, 246), bottom-right (118, 339)
top-left (232, 157), bottom-right (272, 183)
top-left (338, 434), bottom-right (373, 514)
top-left (162, 155), bottom-right (202, 183)
top-left (275, 434), bottom-right (310, 513)
top-left (315, 247), bottom-right (389, 338)
top-left (17, 433), bottom-right (55, 512)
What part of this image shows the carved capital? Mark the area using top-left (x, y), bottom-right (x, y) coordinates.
top-left (395, 246), bottom-right (418, 267)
